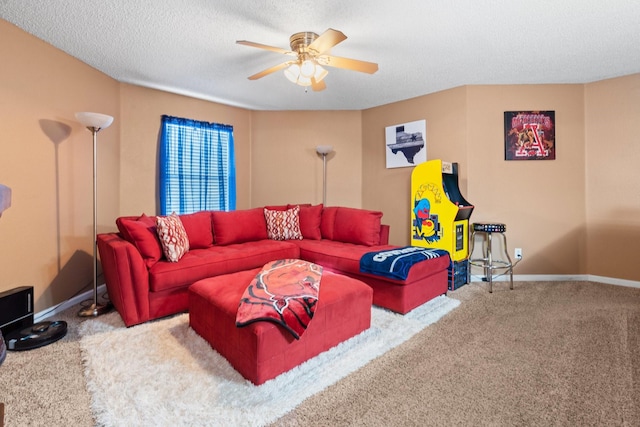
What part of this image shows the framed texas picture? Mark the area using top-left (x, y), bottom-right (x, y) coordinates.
top-left (504, 111), bottom-right (555, 160)
top-left (385, 120), bottom-right (426, 168)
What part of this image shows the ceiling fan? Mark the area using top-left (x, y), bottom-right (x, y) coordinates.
top-left (236, 28), bottom-right (378, 92)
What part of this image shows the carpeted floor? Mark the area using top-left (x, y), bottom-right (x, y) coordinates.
top-left (272, 281), bottom-right (640, 426)
top-left (1, 280), bottom-right (639, 426)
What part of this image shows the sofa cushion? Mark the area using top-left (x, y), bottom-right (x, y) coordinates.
top-left (293, 239), bottom-right (451, 284)
top-left (264, 206), bottom-right (303, 240)
top-left (292, 239), bottom-right (391, 276)
top-left (156, 213), bottom-right (190, 262)
top-left (116, 214), bottom-right (163, 268)
top-left (211, 208), bottom-right (268, 245)
top-left (148, 240), bottom-right (300, 292)
top-left (264, 205), bottom-right (289, 211)
top-left (332, 207), bottom-right (383, 246)
top-left (296, 204), bottom-right (323, 240)
top-left (320, 206), bottom-right (338, 240)
top-left (179, 211), bottom-right (213, 249)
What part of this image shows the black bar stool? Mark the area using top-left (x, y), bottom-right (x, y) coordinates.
top-left (468, 223), bottom-right (513, 293)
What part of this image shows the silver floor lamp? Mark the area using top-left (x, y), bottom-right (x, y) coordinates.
top-left (76, 112), bottom-right (114, 317)
top-left (316, 145), bottom-right (333, 205)
top-left (0, 184), bottom-right (10, 366)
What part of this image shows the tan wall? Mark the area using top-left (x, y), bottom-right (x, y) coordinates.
top-left (363, 84), bottom-right (588, 276)
top-left (362, 87), bottom-right (468, 245)
top-left (466, 85), bottom-right (587, 276)
top-left (250, 111), bottom-right (362, 208)
top-left (0, 20), bottom-right (120, 311)
top-left (118, 84), bottom-right (253, 215)
top-left (362, 79), bottom-right (639, 280)
top-left (0, 21), bottom-right (254, 312)
top-left (585, 74), bottom-right (640, 281)
top-left (3, 18), bottom-right (639, 313)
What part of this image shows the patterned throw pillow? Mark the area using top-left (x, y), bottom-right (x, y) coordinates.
top-left (156, 213), bottom-right (190, 262)
top-left (264, 206), bottom-right (303, 240)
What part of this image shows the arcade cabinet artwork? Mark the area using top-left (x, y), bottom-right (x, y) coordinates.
top-left (411, 159), bottom-right (474, 290)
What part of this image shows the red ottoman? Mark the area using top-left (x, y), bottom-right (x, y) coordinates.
top-left (188, 267), bottom-right (373, 385)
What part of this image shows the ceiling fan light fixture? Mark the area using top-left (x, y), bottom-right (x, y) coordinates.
top-left (239, 28), bottom-right (378, 91)
top-left (313, 64), bottom-right (328, 82)
top-left (297, 75), bottom-right (313, 87)
top-left (284, 63), bottom-right (301, 83)
top-left (284, 61), bottom-right (327, 87)
top-left (300, 59), bottom-right (316, 78)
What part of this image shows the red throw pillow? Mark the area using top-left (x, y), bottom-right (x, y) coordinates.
top-left (320, 206), bottom-right (338, 240)
top-left (332, 207), bottom-right (383, 246)
top-left (211, 208), bottom-right (268, 245)
top-left (116, 214), bottom-right (163, 267)
top-left (179, 211), bottom-right (213, 249)
top-left (297, 204), bottom-right (323, 240)
top-left (264, 205), bottom-right (289, 211)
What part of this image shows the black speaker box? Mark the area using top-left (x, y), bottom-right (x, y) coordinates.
top-left (0, 286), bottom-right (34, 336)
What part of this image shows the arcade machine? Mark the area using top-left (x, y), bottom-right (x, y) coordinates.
top-left (411, 159), bottom-right (474, 290)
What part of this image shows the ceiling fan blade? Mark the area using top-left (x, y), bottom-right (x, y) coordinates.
top-left (317, 55), bottom-right (378, 74)
top-left (248, 62), bottom-right (292, 80)
top-left (236, 40), bottom-right (295, 56)
top-left (308, 28), bottom-right (347, 55)
top-left (311, 77), bottom-right (326, 92)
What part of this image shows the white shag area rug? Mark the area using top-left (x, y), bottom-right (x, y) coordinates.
top-left (79, 295), bottom-right (459, 427)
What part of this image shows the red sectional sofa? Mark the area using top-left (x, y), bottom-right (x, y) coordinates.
top-left (97, 204), bottom-right (450, 327)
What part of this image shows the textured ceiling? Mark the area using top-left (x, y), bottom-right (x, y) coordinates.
top-left (1, 0), bottom-right (639, 111)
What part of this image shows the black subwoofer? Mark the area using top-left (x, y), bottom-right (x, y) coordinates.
top-left (0, 286), bottom-right (34, 336)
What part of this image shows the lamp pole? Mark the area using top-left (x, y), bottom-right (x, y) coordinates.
top-left (76, 112), bottom-right (114, 317)
top-left (322, 152), bottom-right (328, 205)
top-left (315, 145), bottom-right (333, 206)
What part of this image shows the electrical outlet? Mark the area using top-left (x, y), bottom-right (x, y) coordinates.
top-left (515, 248), bottom-right (523, 259)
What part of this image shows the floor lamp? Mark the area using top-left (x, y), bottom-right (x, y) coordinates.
top-left (0, 184), bottom-right (10, 366)
top-left (316, 145), bottom-right (333, 206)
top-left (0, 184), bottom-right (10, 219)
top-left (76, 112), bottom-right (114, 317)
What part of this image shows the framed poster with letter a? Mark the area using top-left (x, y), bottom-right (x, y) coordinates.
top-left (504, 111), bottom-right (555, 160)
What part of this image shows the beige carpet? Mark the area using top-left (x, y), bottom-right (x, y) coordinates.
top-left (0, 305), bottom-right (94, 426)
top-left (1, 280), bottom-right (638, 426)
top-left (272, 281), bottom-right (640, 426)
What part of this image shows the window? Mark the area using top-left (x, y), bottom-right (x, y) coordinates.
top-left (159, 115), bottom-right (236, 214)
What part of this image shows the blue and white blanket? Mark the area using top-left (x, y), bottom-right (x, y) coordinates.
top-left (360, 246), bottom-right (449, 281)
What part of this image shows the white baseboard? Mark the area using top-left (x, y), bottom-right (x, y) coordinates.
top-left (583, 275), bottom-right (640, 288)
top-left (35, 284), bottom-right (108, 322)
top-left (469, 274), bottom-right (640, 288)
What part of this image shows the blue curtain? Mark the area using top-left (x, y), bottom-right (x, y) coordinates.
top-left (159, 115), bottom-right (236, 214)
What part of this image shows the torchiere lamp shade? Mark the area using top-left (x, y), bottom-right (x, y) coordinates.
top-left (75, 112), bottom-right (113, 130)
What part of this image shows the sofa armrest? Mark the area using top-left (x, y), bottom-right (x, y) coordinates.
top-left (97, 233), bottom-right (151, 327)
top-left (379, 224), bottom-right (390, 245)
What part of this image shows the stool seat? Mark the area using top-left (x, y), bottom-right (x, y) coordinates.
top-left (472, 223), bottom-right (506, 233)
top-left (469, 222), bottom-right (513, 292)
